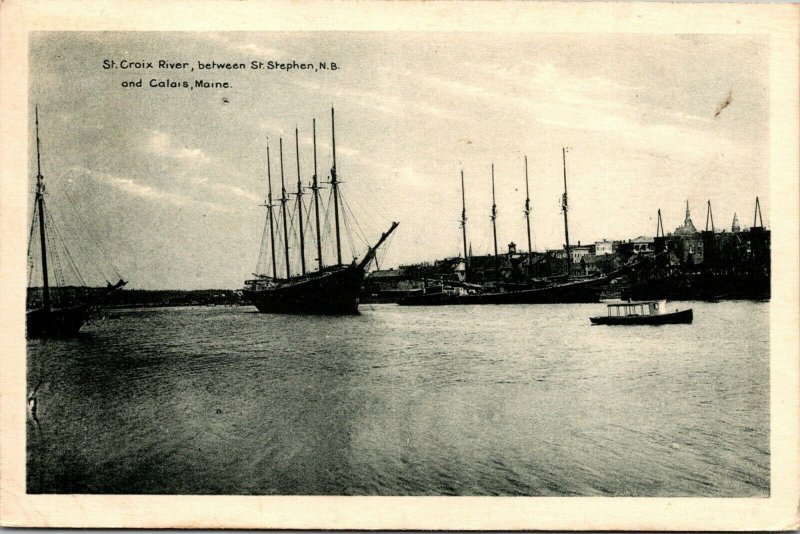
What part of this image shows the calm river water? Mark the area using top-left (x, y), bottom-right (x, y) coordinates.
top-left (27, 301), bottom-right (769, 496)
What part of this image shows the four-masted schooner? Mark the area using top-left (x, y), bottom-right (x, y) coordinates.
top-left (458, 148), bottom-right (611, 304)
top-left (399, 149), bottom-right (622, 306)
top-left (243, 108), bottom-right (399, 315)
top-left (27, 108), bottom-right (127, 337)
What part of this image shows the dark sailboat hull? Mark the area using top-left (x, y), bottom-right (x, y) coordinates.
top-left (245, 265), bottom-right (365, 315)
top-left (461, 278), bottom-right (603, 304)
top-left (26, 304), bottom-right (93, 338)
top-left (398, 277), bottom-right (605, 306)
top-left (397, 290), bottom-right (461, 306)
top-left (26, 281), bottom-right (127, 338)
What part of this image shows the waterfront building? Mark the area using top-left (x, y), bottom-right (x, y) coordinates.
top-left (570, 242), bottom-right (594, 263)
top-left (631, 236), bottom-right (655, 255)
top-left (366, 267), bottom-right (407, 286)
top-left (433, 257), bottom-right (467, 282)
top-left (594, 239), bottom-right (614, 255)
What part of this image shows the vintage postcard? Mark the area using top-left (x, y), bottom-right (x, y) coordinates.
top-left (0, 0), bottom-right (798, 530)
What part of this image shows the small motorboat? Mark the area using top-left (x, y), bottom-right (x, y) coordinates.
top-left (590, 300), bottom-right (693, 325)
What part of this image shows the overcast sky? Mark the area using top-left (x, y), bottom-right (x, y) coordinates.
top-left (29, 32), bottom-right (768, 289)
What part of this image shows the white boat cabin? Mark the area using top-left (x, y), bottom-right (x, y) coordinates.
top-left (606, 300), bottom-right (667, 317)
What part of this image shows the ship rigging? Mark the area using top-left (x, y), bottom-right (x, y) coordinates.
top-left (26, 107), bottom-right (127, 337)
top-left (399, 148), bottom-right (620, 306)
top-left (244, 108), bottom-right (398, 314)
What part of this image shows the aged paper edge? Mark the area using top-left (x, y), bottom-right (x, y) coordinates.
top-left (0, 0), bottom-right (798, 530)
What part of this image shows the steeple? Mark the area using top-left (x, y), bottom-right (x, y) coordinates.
top-left (731, 212), bottom-right (740, 233)
top-left (675, 200), bottom-right (698, 236)
top-left (753, 196), bottom-right (763, 228)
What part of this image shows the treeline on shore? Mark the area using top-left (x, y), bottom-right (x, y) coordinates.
top-left (105, 289), bottom-right (243, 308)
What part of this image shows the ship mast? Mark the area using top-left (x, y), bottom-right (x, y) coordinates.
top-left (705, 200), bottom-right (714, 232)
top-left (491, 163), bottom-right (499, 283)
top-left (524, 155), bottom-right (533, 279)
top-left (561, 147), bottom-right (571, 279)
top-left (279, 138), bottom-right (291, 278)
top-left (460, 170), bottom-right (469, 279)
top-left (312, 119), bottom-right (323, 271)
top-left (34, 106), bottom-right (51, 312)
top-left (330, 107), bottom-right (342, 265)
top-left (656, 208), bottom-right (665, 237)
top-left (294, 127), bottom-right (306, 275)
top-left (266, 144), bottom-right (277, 278)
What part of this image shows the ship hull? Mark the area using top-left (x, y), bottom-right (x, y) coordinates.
top-left (461, 278), bottom-right (603, 304)
top-left (397, 291), bottom-right (461, 306)
top-left (590, 308), bottom-right (693, 325)
top-left (26, 281), bottom-right (126, 338)
top-left (398, 277), bottom-right (604, 306)
top-left (624, 273), bottom-right (770, 301)
top-left (245, 265), bottom-right (365, 315)
top-left (27, 304), bottom-right (93, 338)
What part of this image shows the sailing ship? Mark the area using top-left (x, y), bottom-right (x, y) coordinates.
top-left (27, 108), bottom-right (127, 337)
top-left (399, 148), bottom-right (617, 306)
top-left (243, 108), bottom-right (399, 315)
top-left (467, 148), bottom-right (616, 303)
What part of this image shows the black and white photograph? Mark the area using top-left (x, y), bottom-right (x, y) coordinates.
top-left (1, 1), bottom-right (798, 530)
